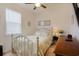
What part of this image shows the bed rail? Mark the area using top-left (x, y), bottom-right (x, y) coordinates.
top-left (11, 34), bottom-right (37, 56)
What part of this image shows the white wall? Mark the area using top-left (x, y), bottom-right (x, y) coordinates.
top-left (69, 4), bottom-right (79, 41)
top-left (36, 3), bottom-right (79, 38)
top-left (36, 4), bottom-right (72, 33)
top-left (0, 4), bottom-right (37, 53)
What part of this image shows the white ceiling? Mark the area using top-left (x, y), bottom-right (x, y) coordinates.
top-left (19, 3), bottom-right (60, 13)
top-left (18, 3), bottom-right (72, 17)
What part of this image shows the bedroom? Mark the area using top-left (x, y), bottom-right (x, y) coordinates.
top-left (0, 3), bottom-right (79, 56)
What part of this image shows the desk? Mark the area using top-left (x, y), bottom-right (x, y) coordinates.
top-left (54, 37), bottom-right (79, 56)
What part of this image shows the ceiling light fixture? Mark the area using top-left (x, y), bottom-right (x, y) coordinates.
top-left (35, 3), bottom-right (41, 7)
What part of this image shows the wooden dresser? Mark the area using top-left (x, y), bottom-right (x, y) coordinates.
top-left (54, 37), bottom-right (79, 56)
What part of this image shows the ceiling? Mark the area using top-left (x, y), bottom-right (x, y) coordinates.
top-left (18, 3), bottom-right (72, 17)
top-left (19, 3), bottom-right (61, 13)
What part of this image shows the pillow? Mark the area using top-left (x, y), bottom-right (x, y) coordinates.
top-left (35, 30), bottom-right (48, 37)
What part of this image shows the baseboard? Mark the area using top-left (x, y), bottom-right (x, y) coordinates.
top-left (3, 50), bottom-right (12, 55)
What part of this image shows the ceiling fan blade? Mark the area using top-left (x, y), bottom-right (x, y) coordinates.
top-left (33, 6), bottom-right (37, 10)
top-left (41, 4), bottom-right (47, 8)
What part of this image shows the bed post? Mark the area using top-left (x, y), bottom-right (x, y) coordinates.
top-left (37, 37), bottom-right (39, 56)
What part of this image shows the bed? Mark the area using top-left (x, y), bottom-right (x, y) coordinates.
top-left (12, 30), bottom-right (52, 56)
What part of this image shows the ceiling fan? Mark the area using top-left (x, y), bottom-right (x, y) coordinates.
top-left (25, 3), bottom-right (47, 10)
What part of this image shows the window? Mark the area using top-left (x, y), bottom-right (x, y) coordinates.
top-left (6, 8), bottom-right (21, 35)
